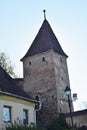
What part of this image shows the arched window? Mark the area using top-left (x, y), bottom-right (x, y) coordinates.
top-left (35, 95), bottom-right (39, 101)
top-left (29, 61), bottom-right (31, 65)
top-left (42, 57), bottom-right (45, 62)
top-left (35, 95), bottom-right (42, 110)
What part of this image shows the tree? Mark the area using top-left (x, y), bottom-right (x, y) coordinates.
top-left (0, 52), bottom-right (16, 77)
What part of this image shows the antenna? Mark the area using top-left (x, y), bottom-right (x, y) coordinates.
top-left (43, 10), bottom-right (46, 20)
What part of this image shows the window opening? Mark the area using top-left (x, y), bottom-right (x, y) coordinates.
top-left (61, 77), bottom-right (63, 81)
top-left (35, 95), bottom-right (39, 101)
top-left (3, 106), bottom-right (11, 122)
top-left (23, 109), bottom-right (28, 125)
top-left (35, 95), bottom-right (40, 110)
top-left (29, 61), bottom-right (31, 65)
top-left (60, 57), bottom-right (63, 62)
top-left (42, 57), bottom-right (45, 62)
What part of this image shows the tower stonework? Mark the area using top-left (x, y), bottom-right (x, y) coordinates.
top-left (21, 19), bottom-right (73, 126)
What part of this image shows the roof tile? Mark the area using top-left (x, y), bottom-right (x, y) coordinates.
top-left (0, 66), bottom-right (33, 100)
top-left (21, 19), bottom-right (67, 60)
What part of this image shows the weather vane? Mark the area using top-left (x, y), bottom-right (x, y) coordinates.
top-left (43, 10), bottom-right (46, 20)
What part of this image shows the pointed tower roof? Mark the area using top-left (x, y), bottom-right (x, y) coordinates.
top-left (21, 19), bottom-right (67, 61)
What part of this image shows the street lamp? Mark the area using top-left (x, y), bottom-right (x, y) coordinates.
top-left (64, 86), bottom-right (73, 127)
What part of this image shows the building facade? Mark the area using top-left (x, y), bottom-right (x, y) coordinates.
top-left (0, 66), bottom-right (38, 129)
top-left (0, 93), bottom-right (36, 129)
top-left (65, 109), bottom-right (87, 127)
top-left (21, 18), bottom-right (73, 126)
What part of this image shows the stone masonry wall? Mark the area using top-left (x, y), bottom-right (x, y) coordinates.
top-left (23, 50), bottom-right (72, 126)
top-left (52, 52), bottom-right (73, 113)
top-left (23, 50), bottom-right (59, 126)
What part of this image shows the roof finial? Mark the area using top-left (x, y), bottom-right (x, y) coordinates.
top-left (43, 10), bottom-right (46, 20)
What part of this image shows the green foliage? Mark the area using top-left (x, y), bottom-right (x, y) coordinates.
top-left (5, 116), bottom-right (79, 130)
top-left (0, 52), bottom-right (16, 77)
top-left (48, 115), bottom-right (70, 130)
top-left (6, 122), bottom-right (45, 130)
top-left (6, 125), bottom-right (44, 130)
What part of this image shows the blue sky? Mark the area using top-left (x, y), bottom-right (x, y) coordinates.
top-left (0, 0), bottom-right (87, 110)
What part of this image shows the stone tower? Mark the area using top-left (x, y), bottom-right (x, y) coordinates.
top-left (21, 18), bottom-right (73, 126)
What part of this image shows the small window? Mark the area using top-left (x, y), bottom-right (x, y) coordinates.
top-left (23, 109), bottom-right (28, 125)
top-left (61, 77), bottom-right (63, 81)
top-left (35, 96), bottom-right (40, 110)
top-left (60, 57), bottom-right (63, 62)
top-left (29, 61), bottom-right (31, 65)
top-left (42, 57), bottom-right (45, 62)
top-left (35, 95), bottom-right (39, 101)
top-left (3, 106), bottom-right (11, 122)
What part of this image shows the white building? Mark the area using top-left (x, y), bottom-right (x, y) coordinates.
top-left (0, 66), bottom-right (38, 129)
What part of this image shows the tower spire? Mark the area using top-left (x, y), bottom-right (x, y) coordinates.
top-left (43, 10), bottom-right (46, 20)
